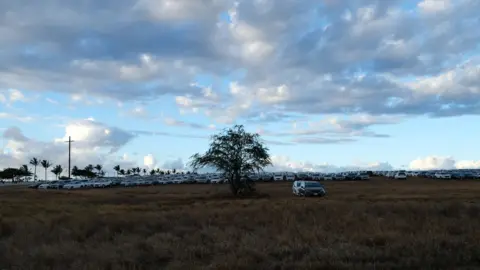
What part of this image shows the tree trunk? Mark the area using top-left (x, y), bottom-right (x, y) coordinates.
top-left (229, 174), bottom-right (239, 195)
top-left (45, 169), bottom-right (47, 181)
top-left (34, 166), bottom-right (37, 181)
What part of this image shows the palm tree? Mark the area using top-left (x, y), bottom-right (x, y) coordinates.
top-left (29, 157), bottom-right (39, 181)
top-left (126, 169), bottom-right (132, 176)
top-left (119, 169), bottom-right (125, 176)
top-left (19, 164), bottom-right (31, 182)
top-left (85, 164), bottom-right (94, 172)
top-left (72, 166), bottom-right (79, 179)
top-left (40, 160), bottom-right (52, 181)
top-left (143, 168), bottom-right (147, 175)
top-left (113, 165), bottom-right (120, 176)
top-left (95, 164), bottom-right (103, 176)
top-left (51, 165), bottom-right (63, 180)
top-left (135, 167), bottom-right (141, 175)
top-left (150, 169), bottom-right (155, 175)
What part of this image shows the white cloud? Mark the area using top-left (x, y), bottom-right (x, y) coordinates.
top-left (268, 155), bottom-right (394, 173)
top-left (0, 112), bottom-right (34, 122)
top-left (409, 156), bottom-right (480, 170)
top-left (0, 119), bottom-right (138, 178)
top-left (54, 118), bottom-right (135, 153)
top-left (8, 89), bottom-right (26, 102)
top-left (162, 158), bottom-right (185, 171)
top-left (0, 89), bottom-right (27, 104)
top-left (46, 97), bottom-right (59, 105)
top-left (418, 0), bottom-right (451, 13)
top-left (143, 154), bottom-right (157, 169)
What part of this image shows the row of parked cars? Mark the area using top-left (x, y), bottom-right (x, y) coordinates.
top-left (28, 171), bottom-right (374, 190)
top-left (376, 170), bottom-right (480, 180)
top-left (28, 173), bottom-right (233, 190)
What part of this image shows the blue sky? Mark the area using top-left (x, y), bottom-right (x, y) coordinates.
top-left (1, 0), bottom-right (480, 177)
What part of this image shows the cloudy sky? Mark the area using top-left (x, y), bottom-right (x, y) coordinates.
top-left (1, 0), bottom-right (480, 177)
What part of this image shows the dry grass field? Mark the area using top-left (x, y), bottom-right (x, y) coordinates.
top-left (1, 178), bottom-right (480, 270)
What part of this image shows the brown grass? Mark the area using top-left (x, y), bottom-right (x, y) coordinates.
top-left (1, 178), bottom-right (480, 270)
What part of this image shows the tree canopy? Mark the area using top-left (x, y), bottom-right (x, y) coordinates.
top-left (190, 125), bottom-right (271, 196)
top-left (0, 167), bottom-right (32, 182)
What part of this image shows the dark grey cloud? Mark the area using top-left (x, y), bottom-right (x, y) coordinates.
top-left (3, 127), bottom-right (28, 142)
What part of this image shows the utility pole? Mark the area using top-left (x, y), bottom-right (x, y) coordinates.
top-left (65, 136), bottom-right (75, 179)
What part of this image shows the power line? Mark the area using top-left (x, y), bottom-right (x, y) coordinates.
top-left (64, 136), bottom-right (75, 179)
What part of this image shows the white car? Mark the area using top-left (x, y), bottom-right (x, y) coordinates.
top-left (292, 181), bottom-right (327, 197)
top-left (63, 181), bottom-right (85, 189)
top-left (285, 172), bottom-right (295, 181)
top-left (38, 182), bottom-right (53, 189)
top-left (121, 180), bottom-right (136, 187)
top-left (195, 175), bottom-right (209, 183)
top-left (435, 173), bottom-right (451, 179)
top-left (273, 173), bottom-right (284, 181)
top-left (394, 172), bottom-right (407, 180)
top-left (210, 175), bottom-right (224, 184)
top-left (323, 174), bottom-right (333, 181)
top-left (93, 180), bottom-right (113, 188)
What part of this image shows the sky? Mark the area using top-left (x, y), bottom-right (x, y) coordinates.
top-left (1, 0), bottom-right (480, 178)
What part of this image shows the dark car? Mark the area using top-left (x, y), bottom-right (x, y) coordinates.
top-left (28, 182), bottom-right (43, 189)
top-left (293, 181), bottom-right (327, 197)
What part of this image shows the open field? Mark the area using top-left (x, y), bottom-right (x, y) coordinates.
top-left (1, 178), bottom-right (480, 270)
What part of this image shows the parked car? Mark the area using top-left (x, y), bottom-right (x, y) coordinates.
top-left (292, 181), bottom-right (327, 197)
top-left (394, 172), bottom-right (407, 180)
top-left (323, 174), bottom-right (334, 181)
top-left (28, 182), bottom-right (44, 189)
top-left (273, 173), bottom-right (284, 181)
top-left (285, 172), bottom-right (295, 181)
top-left (435, 172), bottom-right (451, 179)
top-left (210, 175), bottom-right (224, 184)
top-left (63, 180), bottom-right (87, 189)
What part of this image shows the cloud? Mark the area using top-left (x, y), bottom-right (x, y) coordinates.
top-left (143, 154), bottom-right (156, 169)
top-left (162, 158), bottom-right (185, 171)
top-left (0, 112), bottom-right (35, 122)
top-left (122, 106), bottom-right (150, 119)
top-left (3, 127), bottom-right (29, 142)
top-left (0, 89), bottom-right (27, 105)
top-left (409, 156), bottom-right (480, 170)
top-left (131, 130), bottom-right (209, 139)
top-left (268, 155), bottom-right (394, 173)
top-left (256, 114), bottom-right (400, 144)
top-left (163, 116), bottom-right (216, 130)
top-left (0, 0), bottom-right (478, 124)
top-left (54, 119), bottom-right (135, 154)
top-left (46, 97), bottom-right (59, 105)
top-left (0, 120), bottom-right (137, 178)
top-left (0, 0), bottom-right (480, 160)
